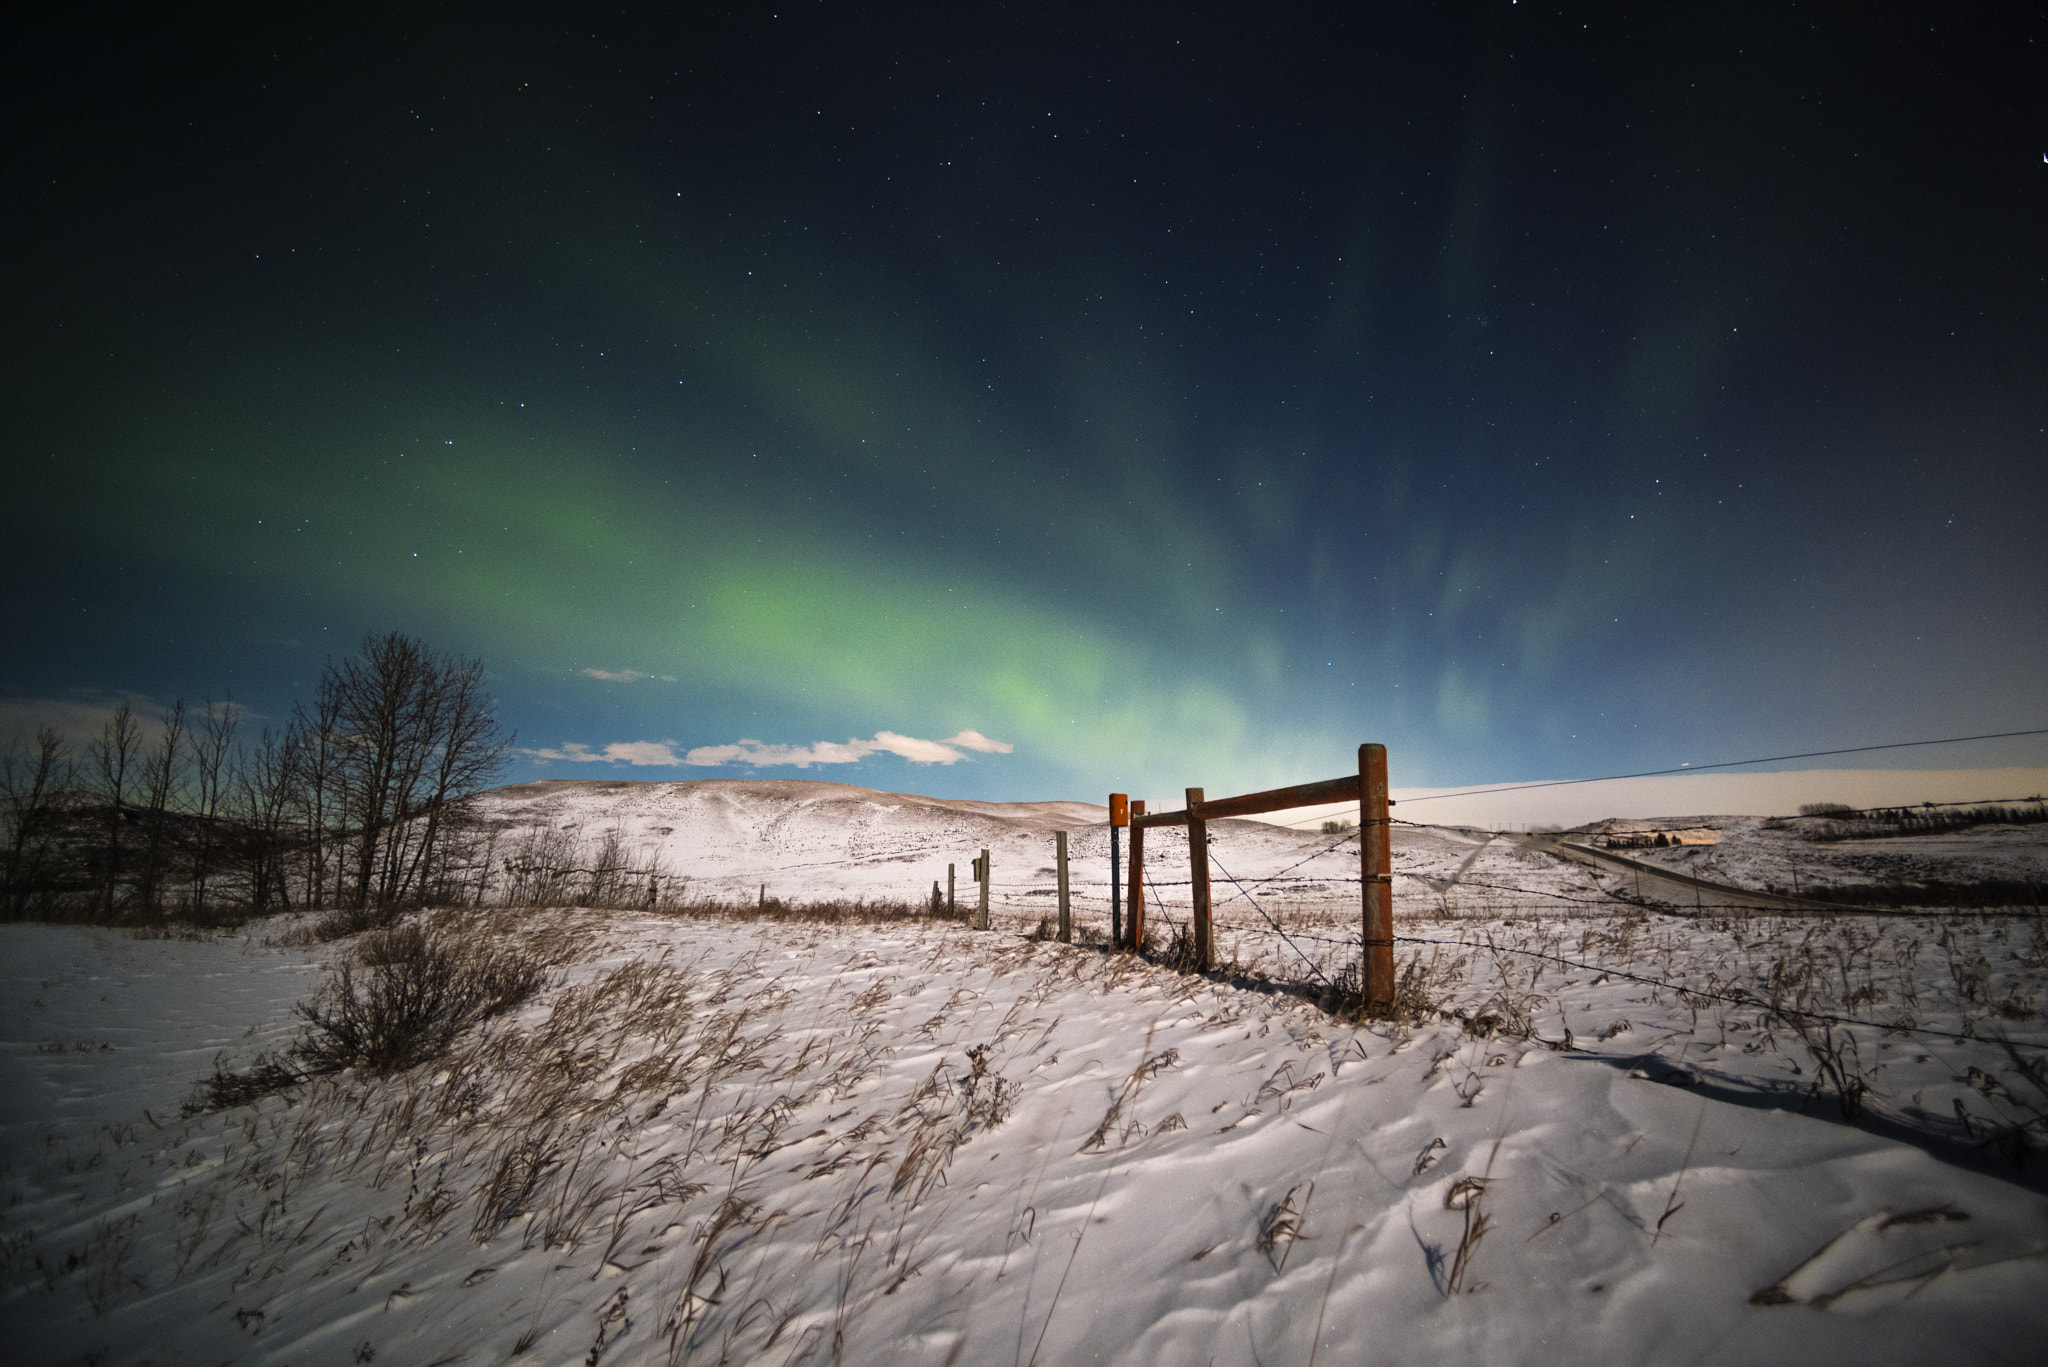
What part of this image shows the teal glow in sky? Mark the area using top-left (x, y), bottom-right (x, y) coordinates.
top-left (6, 6), bottom-right (2045, 806)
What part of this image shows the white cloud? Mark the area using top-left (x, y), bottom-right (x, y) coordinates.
top-left (527, 729), bottom-right (1015, 771)
top-left (869, 731), bottom-right (964, 764)
top-left (683, 730), bottom-right (1016, 768)
top-left (601, 741), bottom-right (688, 765)
top-left (942, 730), bottom-right (1013, 754)
top-left (524, 740), bottom-right (686, 766)
top-left (581, 668), bottom-right (677, 683)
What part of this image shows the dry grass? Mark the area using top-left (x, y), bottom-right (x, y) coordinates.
top-left (291, 922), bottom-right (552, 1075)
top-left (147, 914), bottom-right (1073, 1361)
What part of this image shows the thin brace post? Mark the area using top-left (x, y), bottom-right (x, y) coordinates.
top-left (1056, 830), bottom-right (1071, 943)
top-left (977, 848), bottom-right (990, 930)
top-left (1126, 800), bottom-right (1146, 951)
top-left (1186, 787), bottom-right (1212, 971)
top-left (1108, 793), bottom-right (1127, 948)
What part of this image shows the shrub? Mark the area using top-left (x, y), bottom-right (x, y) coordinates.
top-left (292, 925), bottom-right (551, 1075)
top-left (307, 901), bottom-right (402, 942)
top-left (189, 1053), bottom-right (305, 1112)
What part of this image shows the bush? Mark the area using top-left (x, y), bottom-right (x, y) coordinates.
top-left (292, 925), bottom-right (551, 1075)
top-left (189, 1053), bottom-right (305, 1112)
top-left (306, 901), bottom-right (402, 942)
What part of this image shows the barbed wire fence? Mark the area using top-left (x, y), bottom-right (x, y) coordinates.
top-left (488, 723), bottom-right (2047, 1051)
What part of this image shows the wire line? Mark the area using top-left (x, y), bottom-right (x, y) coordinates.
top-left (1394, 727), bottom-right (2048, 805)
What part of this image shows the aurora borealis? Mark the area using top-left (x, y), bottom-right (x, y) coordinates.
top-left (6, 5), bottom-right (2045, 809)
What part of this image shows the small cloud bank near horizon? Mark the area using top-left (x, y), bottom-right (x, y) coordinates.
top-left (581, 668), bottom-right (677, 683)
top-left (525, 729), bottom-right (1013, 770)
top-left (1, 691), bottom-right (256, 748)
top-left (524, 740), bottom-right (688, 766)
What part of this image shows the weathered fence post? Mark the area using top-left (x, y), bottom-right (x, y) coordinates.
top-left (949, 862), bottom-right (956, 915)
top-left (976, 848), bottom-right (990, 930)
top-left (1126, 799), bottom-right (1146, 950)
top-left (1187, 787), bottom-right (1213, 971)
top-left (1056, 830), bottom-right (1071, 943)
top-left (1109, 793), bottom-right (1127, 949)
top-left (1360, 743), bottom-right (1393, 1006)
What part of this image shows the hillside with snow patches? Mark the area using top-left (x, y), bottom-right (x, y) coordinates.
top-left (5, 778), bottom-right (2047, 1365)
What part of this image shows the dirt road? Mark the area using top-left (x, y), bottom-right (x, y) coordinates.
top-left (1530, 835), bottom-right (1891, 915)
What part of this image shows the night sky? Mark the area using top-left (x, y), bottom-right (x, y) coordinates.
top-left (7, 4), bottom-right (2046, 809)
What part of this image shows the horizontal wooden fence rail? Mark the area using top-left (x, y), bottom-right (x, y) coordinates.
top-left (1118, 743), bottom-right (1394, 1005)
top-left (1132, 772), bottom-right (1368, 827)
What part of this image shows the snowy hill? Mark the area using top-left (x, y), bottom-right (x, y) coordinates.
top-left (471, 777), bottom-right (1115, 903)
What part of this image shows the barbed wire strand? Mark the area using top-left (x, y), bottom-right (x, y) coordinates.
top-left (1388, 727), bottom-right (2048, 806)
top-left (1145, 828), bottom-right (2023, 1047)
top-left (1206, 847), bottom-right (1336, 988)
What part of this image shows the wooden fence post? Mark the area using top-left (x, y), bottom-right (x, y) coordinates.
top-left (1055, 831), bottom-right (1071, 942)
top-left (1186, 787), bottom-right (1212, 971)
top-left (948, 863), bottom-right (956, 915)
top-left (1126, 800), bottom-right (1146, 951)
top-left (977, 848), bottom-right (990, 930)
top-left (1109, 793), bottom-right (1127, 949)
top-left (1360, 743), bottom-right (1393, 1006)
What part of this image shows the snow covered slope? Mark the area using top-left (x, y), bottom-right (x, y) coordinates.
top-left (6, 781), bottom-right (2047, 1364)
top-left (5, 911), bottom-right (2046, 1366)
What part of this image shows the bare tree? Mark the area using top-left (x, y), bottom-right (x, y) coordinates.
top-left (133, 699), bottom-right (188, 918)
top-left (234, 723), bottom-right (301, 912)
top-left (185, 696), bottom-right (238, 917)
top-left (88, 701), bottom-right (144, 917)
top-left (1, 727), bottom-right (74, 917)
top-left (334, 633), bottom-right (431, 909)
top-left (329, 633), bottom-right (513, 909)
top-left (291, 678), bottom-right (345, 908)
top-left (396, 653), bottom-right (510, 903)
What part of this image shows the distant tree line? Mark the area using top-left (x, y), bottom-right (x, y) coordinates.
top-left (1603, 832), bottom-right (1679, 849)
top-left (0, 634), bottom-right (512, 924)
top-left (1792, 800), bottom-right (2048, 842)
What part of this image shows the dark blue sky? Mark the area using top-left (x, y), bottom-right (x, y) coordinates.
top-left (6, 3), bottom-right (2045, 804)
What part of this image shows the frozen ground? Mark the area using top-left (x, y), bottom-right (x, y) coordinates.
top-left (4, 780), bottom-right (2048, 1365)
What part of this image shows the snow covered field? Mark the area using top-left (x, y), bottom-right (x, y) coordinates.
top-left (5, 780), bottom-right (2048, 1365)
